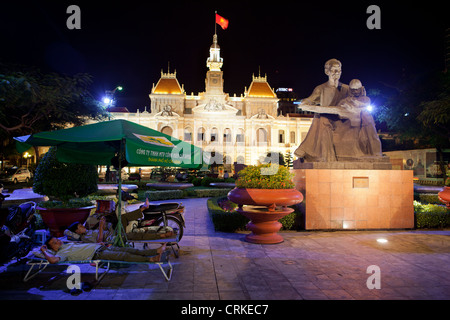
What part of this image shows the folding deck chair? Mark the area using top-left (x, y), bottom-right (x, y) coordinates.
top-left (23, 250), bottom-right (173, 283)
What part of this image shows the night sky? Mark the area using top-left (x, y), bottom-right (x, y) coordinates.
top-left (1, 1), bottom-right (448, 112)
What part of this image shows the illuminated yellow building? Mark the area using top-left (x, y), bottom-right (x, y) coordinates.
top-left (108, 33), bottom-right (313, 170)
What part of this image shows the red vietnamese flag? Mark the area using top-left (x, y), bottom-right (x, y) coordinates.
top-left (215, 13), bottom-right (229, 30)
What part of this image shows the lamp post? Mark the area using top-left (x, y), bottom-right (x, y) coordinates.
top-left (102, 85), bottom-right (123, 120)
top-left (23, 152), bottom-right (32, 169)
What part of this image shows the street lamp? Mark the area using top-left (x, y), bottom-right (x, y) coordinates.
top-left (102, 86), bottom-right (123, 120)
top-left (23, 152), bottom-right (32, 169)
top-left (102, 85), bottom-right (123, 107)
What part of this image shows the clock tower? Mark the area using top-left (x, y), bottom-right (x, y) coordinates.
top-left (205, 33), bottom-right (224, 96)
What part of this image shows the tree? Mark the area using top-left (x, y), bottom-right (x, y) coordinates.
top-left (417, 72), bottom-right (450, 146)
top-left (284, 151), bottom-right (293, 169)
top-left (374, 70), bottom-right (450, 182)
top-left (0, 63), bottom-right (107, 140)
top-left (374, 70), bottom-right (449, 147)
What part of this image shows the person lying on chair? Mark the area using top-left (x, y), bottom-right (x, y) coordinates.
top-left (40, 236), bottom-right (167, 264)
top-left (65, 216), bottom-right (114, 244)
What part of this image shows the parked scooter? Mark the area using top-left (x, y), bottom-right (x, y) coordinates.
top-left (137, 202), bottom-right (186, 241)
top-left (0, 184), bottom-right (37, 263)
top-left (87, 191), bottom-right (186, 242)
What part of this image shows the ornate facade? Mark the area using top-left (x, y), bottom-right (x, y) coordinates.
top-left (107, 33), bottom-right (313, 170)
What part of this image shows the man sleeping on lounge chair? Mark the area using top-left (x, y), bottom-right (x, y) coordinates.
top-left (65, 216), bottom-right (115, 244)
top-left (40, 236), bottom-right (167, 264)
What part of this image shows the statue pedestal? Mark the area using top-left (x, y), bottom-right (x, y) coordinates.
top-left (291, 167), bottom-right (414, 230)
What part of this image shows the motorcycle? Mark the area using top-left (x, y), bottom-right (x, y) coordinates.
top-left (0, 185), bottom-right (37, 263)
top-left (88, 191), bottom-right (186, 242)
top-left (137, 202), bottom-right (186, 241)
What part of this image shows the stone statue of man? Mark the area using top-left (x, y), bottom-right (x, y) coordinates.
top-left (294, 59), bottom-right (349, 162)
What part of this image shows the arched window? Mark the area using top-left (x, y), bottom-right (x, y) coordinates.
top-left (161, 126), bottom-right (173, 136)
top-left (184, 127), bottom-right (192, 141)
top-left (256, 128), bottom-right (268, 145)
top-left (197, 127), bottom-right (205, 141)
top-left (210, 127), bottom-right (218, 142)
top-left (236, 128), bottom-right (245, 144)
top-left (278, 130), bottom-right (285, 144)
top-left (223, 128), bottom-right (232, 143)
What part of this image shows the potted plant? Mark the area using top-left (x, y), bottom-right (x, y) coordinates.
top-left (438, 174), bottom-right (450, 209)
top-left (33, 147), bottom-right (98, 236)
top-left (227, 164), bottom-right (303, 244)
top-left (227, 164), bottom-right (303, 211)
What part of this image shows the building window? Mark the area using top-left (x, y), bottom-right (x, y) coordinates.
top-left (223, 128), bottom-right (232, 143)
top-left (161, 126), bottom-right (173, 136)
top-left (290, 131), bottom-right (295, 144)
top-left (279, 130), bottom-right (285, 144)
top-left (211, 127), bottom-right (218, 142)
top-left (184, 128), bottom-right (192, 141)
top-left (256, 128), bottom-right (268, 145)
top-left (198, 127), bottom-right (205, 141)
top-left (236, 128), bottom-right (245, 143)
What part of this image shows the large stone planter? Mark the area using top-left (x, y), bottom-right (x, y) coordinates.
top-left (37, 205), bottom-right (95, 237)
top-left (438, 186), bottom-right (450, 209)
top-left (227, 187), bottom-right (303, 211)
top-left (228, 188), bottom-right (303, 244)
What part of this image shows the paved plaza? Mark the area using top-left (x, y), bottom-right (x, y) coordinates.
top-left (0, 197), bottom-right (449, 300)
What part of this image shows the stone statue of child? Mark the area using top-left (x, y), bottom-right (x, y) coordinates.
top-left (335, 79), bottom-right (382, 158)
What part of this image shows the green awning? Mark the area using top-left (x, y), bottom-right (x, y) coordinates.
top-left (14, 119), bottom-right (204, 169)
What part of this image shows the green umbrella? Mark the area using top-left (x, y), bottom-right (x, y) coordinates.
top-left (14, 119), bottom-right (206, 246)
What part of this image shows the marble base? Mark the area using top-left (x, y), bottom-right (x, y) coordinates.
top-left (292, 168), bottom-right (414, 230)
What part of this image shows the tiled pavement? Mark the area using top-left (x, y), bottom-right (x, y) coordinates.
top-left (0, 197), bottom-right (449, 300)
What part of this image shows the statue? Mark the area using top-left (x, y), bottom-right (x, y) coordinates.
top-left (294, 60), bottom-right (383, 162)
top-left (161, 105), bottom-right (174, 116)
top-left (294, 59), bottom-right (349, 162)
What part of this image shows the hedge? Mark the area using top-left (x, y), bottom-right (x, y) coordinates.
top-left (143, 188), bottom-right (232, 201)
top-left (417, 193), bottom-right (441, 204)
top-left (144, 190), bottom-right (184, 201)
top-left (414, 201), bottom-right (450, 228)
top-left (185, 188), bottom-right (231, 198)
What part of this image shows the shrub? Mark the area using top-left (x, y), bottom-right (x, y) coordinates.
top-left (235, 164), bottom-right (295, 189)
top-left (191, 177), bottom-right (202, 186)
top-left (144, 190), bottom-right (183, 201)
top-left (201, 176), bottom-right (221, 187)
top-left (418, 193), bottom-right (441, 204)
top-left (33, 147), bottom-right (98, 205)
top-left (207, 197), bottom-right (248, 232)
top-left (414, 200), bottom-right (450, 228)
top-left (188, 188), bottom-right (231, 198)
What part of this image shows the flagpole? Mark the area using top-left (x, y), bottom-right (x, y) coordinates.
top-left (214, 10), bottom-right (217, 35)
